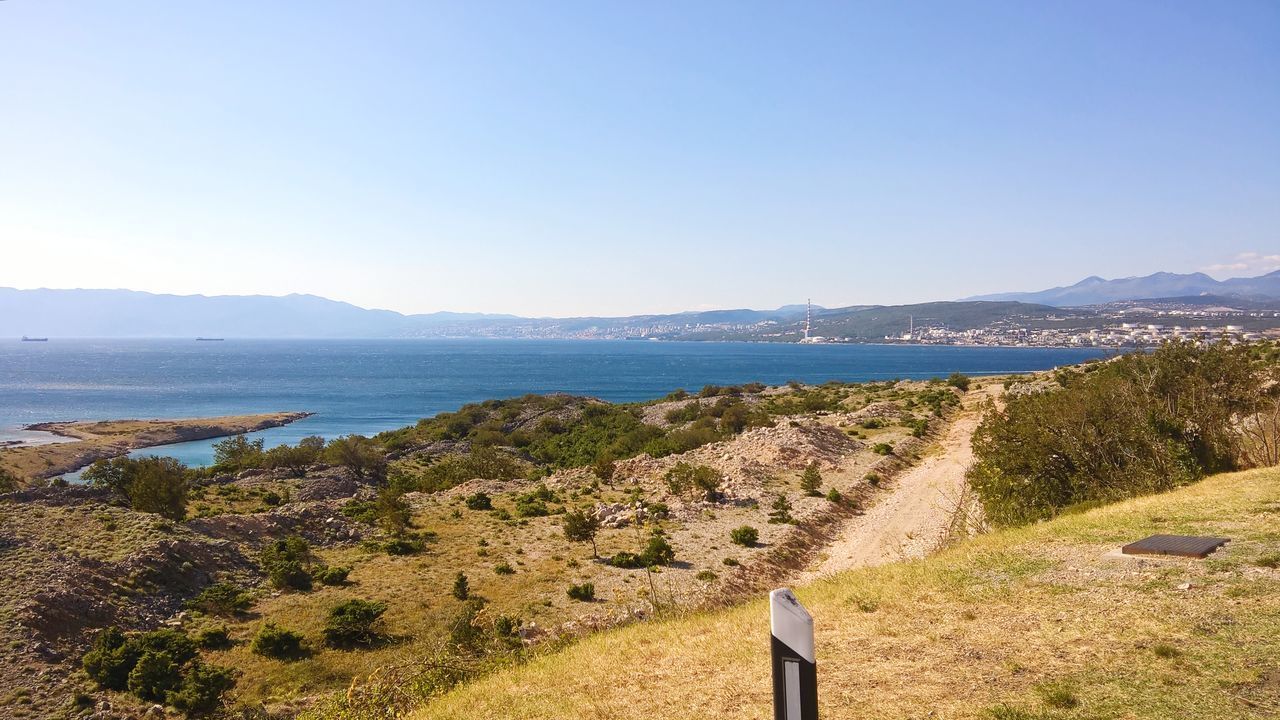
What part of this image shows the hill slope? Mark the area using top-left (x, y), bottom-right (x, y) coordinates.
top-left (406, 468), bottom-right (1280, 720)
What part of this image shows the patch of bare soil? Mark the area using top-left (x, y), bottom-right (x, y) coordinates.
top-left (794, 384), bottom-right (1000, 581)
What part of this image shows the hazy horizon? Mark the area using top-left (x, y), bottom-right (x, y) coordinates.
top-left (2, 2), bottom-right (1277, 316)
top-left (4, 263), bottom-right (1280, 319)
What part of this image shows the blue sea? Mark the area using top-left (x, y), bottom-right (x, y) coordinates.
top-left (0, 339), bottom-right (1107, 469)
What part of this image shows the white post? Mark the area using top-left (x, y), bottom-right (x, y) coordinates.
top-left (770, 588), bottom-right (817, 720)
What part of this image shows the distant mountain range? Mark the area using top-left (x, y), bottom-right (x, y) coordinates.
top-left (967, 270), bottom-right (1280, 307)
top-left (0, 287), bottom-right (818, 339)
top-left (4, 269), bottom-right (1278, 340)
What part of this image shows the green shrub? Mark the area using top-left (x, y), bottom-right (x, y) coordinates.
top-left (133, 628), bottom-right (197, 665)
top-left (663, 462), bottom-right (721, 499)
top-left (448, 599), bottom-right (488, 652)
top-left (562, 507), bottom-right (601, 557)
top-left (722, 557), bottom-right (740, 567)
top-left (127, 650), bottom-right (181, 702)
top-left (493, 562), bottom-right (516, 575)
top-left (188, 582), bottom-right (251, 616)
top-left (946, 372), bottom-right (971, 391)
top-left (865, 472), bottom-right (882, 486)
top-left (166, 661), bottom-right (236, 714)
top-left (872, 443), bottom-right (894, 455)
top-left (384, 536), bottom-right (425, 555)
top-left (323, 599), bottom-right (388, 648)
top-left (825, 488), bottom-right (843, 503)
top-left (315, 565), bottom-right (351, 586)
top-left (324, 434), bottom-right (387, 482)
top-left (968, 341), bottom-right (1256, 526)
top-left (252, 623), bottom-right (305, 660)
top-left (82, 627), bottom-right (139, 691)
top-left (194, 626), bottom-right (232, 650)
top-left (566, 582), bottom-right (595, 601)
top-left (695, 570), bottom-right (717, 581)
top-left (639, 532), bottom-right (675, 567)
top-left (464, 492), bottom-right (492, 511)
top-left (83, 455), bottom-right (189, 520)
top-left (610, 551), bottom-right (641, 569)
top-left (730, 525), bottom-right (759, 547)
top-left (260, 535), bottom-right (312, 591)
top-left (452, 572), bottom-right (470, 600)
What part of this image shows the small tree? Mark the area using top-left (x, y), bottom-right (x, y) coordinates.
top-left (639, 531), bottom-right (675, 567)
top-left (374, 486), bottom-right (412, 535)
top-left (212, 435), bottom-right (265, 472)
top-left (323, 599), bottom-right (388, 648)
top-left (85, 456), bottom-right (189, 520)
top-left (591, 456), bottom-right (616, 481)
top-left (768, 494), bottom-right (794, 524)
top-left (452, 572), bottom-right (470, 600)
top-left (800, 462), bottom-right (822, 496)
top-left (562, 507), bottom-right (601, 558)
top-left (324, 435), bottom-right (387, 482)
top-left (946, 372), bottom-right (971, 392)
top-left (664, 462), bottom-right (721, 500)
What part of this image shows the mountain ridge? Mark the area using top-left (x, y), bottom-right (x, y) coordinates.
top-left (967, 269), bottom-right (1280, 306)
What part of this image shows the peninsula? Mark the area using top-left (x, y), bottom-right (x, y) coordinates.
top-left (0, 412), bottom-right (311, 482)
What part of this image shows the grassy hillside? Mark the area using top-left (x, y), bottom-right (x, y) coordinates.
top-left (404, 467), bottom-right (1280, 720)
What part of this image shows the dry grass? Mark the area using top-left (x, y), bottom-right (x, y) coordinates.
top-left (406, 467), bottom-right (1280, 720)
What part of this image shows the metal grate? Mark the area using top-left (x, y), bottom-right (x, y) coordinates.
top-left (1121, 534), bottom-right (1229, 559)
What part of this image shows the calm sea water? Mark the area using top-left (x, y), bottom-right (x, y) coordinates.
top-left (0, 339), bottom-right (1107, 469)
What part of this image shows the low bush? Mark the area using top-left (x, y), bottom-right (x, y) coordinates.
top-left (384, 536), bottom-right (425, 555)
top-left (315, 565), bottom-right (351, 586)
top-left (566, 582), bottom-right (595, 601)
top-left (872, 443), bottom-right (894, 455)
top-left (730, 525), bottom-right (758, 547)
top-left (166, 661), bottom-right (236, 714)
top-left (194, 626), bottom-right (232, 650)
top-left (188, 581), bottom-right (251, 616)
top-left (83, 627), bottom-right (232, 715)
top-left (260, 535), bottom-right (312, 591)
top-left (323, 599), bottom-right (388, 648)
top-left (464, 492), bottom-right (492, 510)
top-left (252, 623), bottom-right (305, 660)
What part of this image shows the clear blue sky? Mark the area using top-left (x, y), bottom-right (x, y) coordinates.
top-left (1, 1), bottom-right (1276, 316)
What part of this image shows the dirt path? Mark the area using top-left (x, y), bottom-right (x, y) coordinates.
top-left (795, 384), bottom-right (999, 581)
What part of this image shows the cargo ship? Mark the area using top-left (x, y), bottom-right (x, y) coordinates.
top-left (21, 336), bottom-right (48, 342)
